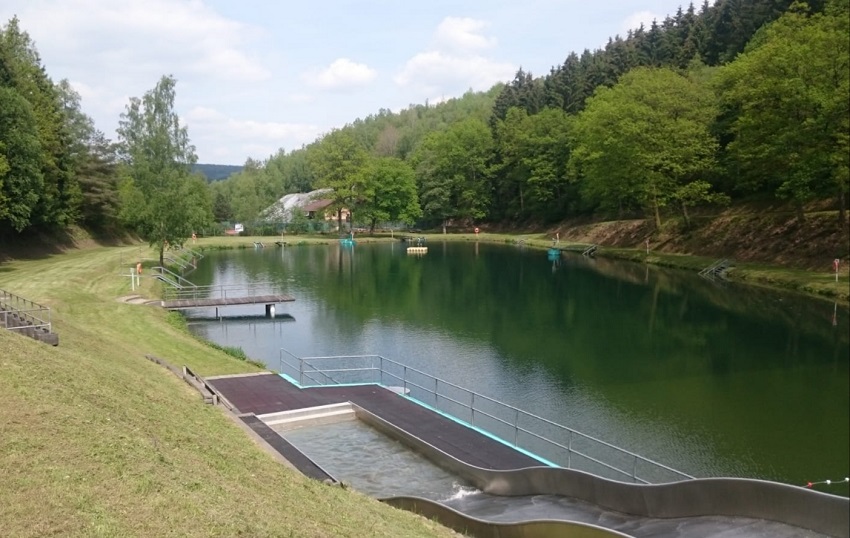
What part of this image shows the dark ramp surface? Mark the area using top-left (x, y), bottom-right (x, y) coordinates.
top-left (239, 414), bottom-right (332, 482)
top-left (208, 373), bottom-right (541, 470)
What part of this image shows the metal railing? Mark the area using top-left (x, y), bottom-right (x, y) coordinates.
top-left (153, 266), bottom-right (198, 289)
top-left (162, 282), bottom-right (281, 301)
top-left (278, 350), bottom-right (694, 485)
top-left (176, 246), bottom-right (204, 260)
top-left (0, 289), bottom-right (52, 333)
top-left (699, 258), bottom-right (732, 279)
top-left (163, 254), bottom-right (193, 270)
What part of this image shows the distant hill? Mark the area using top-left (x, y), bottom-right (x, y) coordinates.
top-left (193, 163), bottom-right (243, 182)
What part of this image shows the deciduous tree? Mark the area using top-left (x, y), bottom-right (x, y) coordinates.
top-left (307, 129), bottom-right (369, 231)
top-left (571, 67), bottom-right (719, 226)
top-left (355, 156), bottom-right (421, 232)
top-left (117, 75), bottom-right (210, 265)
top-left (717, 1), bottom-right (849, 220)
top-left (414, 118), bottom-right (493, 231)
top-left (0, 86), bottom-right (43, 232)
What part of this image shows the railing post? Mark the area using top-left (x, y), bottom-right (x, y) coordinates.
top-left (299, 358), bottom-right (304, 386)
top-left (632, 456), bottom-right (638, 483)
top-left (471, 392), bottom-right (475, 426)
top-left (514, 408), bottom-right (519, 446)
top-left (403, 365), bottom-right (407, 395)
top-left (567, 430), bottom-right (573, 469)
top-left (434, 377), bottom-right (439, 410)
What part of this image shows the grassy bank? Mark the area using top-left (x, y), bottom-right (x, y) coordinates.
top-left (0, 243), bottom-right (457, 537)
top-left (200, 232), bottom-right (848, 303)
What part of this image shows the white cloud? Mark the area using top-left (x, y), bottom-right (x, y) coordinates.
top-left (395, 17), bottom-right (513, 97)
top-left (394, 51), bottom-right (514, 94)
top-left (186, 106), bottom-right (322, 161)
top-left (10, 0), bottom-right (270, 83)
top-left (303, 58), bottom-right (377, 90)
top-left (434, 17), bottom-right (496, 52)
top-left (621, 10), bottom-right (662, 34)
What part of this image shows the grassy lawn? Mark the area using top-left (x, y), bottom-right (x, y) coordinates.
top-left (0, 243), bottom-right (458, 537)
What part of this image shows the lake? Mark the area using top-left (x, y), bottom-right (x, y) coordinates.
top-left (186, 241), bottom-right (849, 493)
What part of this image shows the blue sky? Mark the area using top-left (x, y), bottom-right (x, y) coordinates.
top-left (2, 0), bottom-right (691, 164)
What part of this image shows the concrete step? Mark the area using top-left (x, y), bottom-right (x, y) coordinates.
top-left (258, 402), bottom-right (355, 430)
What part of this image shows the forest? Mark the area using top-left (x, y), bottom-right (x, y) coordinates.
top-left (1, 0), bottom-right (847, 249)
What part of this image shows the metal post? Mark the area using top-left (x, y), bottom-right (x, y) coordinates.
top-left (514, 408), bottom-right (519, 446)
top-left (299, 358), bottom-right (304, 386)
top-left (567, 430), bottom-right (573, 469)
top-left (632, 456), bottom-right (638, 482)
top-left (434, 377), bottom-right (439, 410)
top-left (471, 392), bottom-right (475, 425)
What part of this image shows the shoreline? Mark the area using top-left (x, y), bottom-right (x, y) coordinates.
top-left (192, 233), bottom-right (849, 304)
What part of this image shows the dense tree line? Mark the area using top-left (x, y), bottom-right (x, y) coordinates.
top-left (219, 0), bottom-right (846, 232)
top-left (3, 0), bottom-right (847, 244)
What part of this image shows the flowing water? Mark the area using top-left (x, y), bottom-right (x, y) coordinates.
top-left (186, 241), bottom-right (849, 494)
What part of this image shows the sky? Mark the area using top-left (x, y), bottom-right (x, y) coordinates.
top-left (2, 1), bottom-right (691, 165)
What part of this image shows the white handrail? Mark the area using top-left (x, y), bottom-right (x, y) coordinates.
top-left (278, 350), bottom-right (694, 484)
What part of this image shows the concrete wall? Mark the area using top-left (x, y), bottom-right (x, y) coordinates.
top-left (356, 405), bottom-right (849, 537)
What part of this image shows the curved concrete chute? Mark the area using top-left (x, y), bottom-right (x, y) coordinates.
top-left (383, 496), bottom-right (631, 538)
top-left (355, 405), bottom-right (848, 537)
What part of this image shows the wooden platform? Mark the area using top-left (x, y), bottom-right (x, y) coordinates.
top-left (162, 294), bottom-right (295, 309)
top-left (207, 373), bottom-right (542, 471)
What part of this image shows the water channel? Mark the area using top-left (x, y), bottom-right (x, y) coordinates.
top-left (186, 241), bottom-right (849, 494)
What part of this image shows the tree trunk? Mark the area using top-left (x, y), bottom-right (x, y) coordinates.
top-left (653, 192), bottom-right (662, 228)
top-left (839, 191), bottom-right (847, 223)
top-left (681, 203), bottom-right (691, 229)
top-left (795, 201), bottom-right (805, 223)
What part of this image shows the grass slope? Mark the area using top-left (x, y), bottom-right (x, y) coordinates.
top-left (0, 244), bottom-right (457, 537)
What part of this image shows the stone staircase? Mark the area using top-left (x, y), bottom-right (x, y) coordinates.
top-left (0, 289), bottom-right (59, 346)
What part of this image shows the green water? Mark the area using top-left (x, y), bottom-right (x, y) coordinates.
top-left (187, 241), bottom-right (849, 492)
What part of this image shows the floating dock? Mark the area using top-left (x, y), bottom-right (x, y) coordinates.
top-left (406, 246), bottom-right (428, 255)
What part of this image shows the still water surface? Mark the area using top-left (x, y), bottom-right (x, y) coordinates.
top-left (187, 242), bottom-right (849, 492)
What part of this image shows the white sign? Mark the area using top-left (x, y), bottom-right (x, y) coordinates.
top-left (234, 223), bottom-right (244, 233)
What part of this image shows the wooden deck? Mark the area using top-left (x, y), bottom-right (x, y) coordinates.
top-left (207, 373), bottom-right (542, 471)
top-left (162, 294), bottom-right (295, 309)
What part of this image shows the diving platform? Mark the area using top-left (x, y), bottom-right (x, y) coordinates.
top-left (161, 294), bottom-right (294, 310)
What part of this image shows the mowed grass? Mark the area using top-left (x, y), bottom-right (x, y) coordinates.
top-left (0, 243), bottom-right (459, 537)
